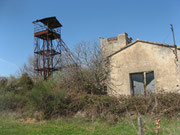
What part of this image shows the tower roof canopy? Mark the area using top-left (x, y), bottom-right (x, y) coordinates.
top-left (34, 16), bottom-right (62, 29)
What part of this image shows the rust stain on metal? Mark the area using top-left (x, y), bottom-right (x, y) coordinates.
top-left (33, 16), bottom-right (78, 80)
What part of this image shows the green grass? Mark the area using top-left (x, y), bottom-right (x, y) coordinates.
top-left (0, 113), bottom-right (180, 135)
top-left (0, 118), bottom-right (135, 135)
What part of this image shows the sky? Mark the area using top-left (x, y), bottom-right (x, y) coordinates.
top-left (0, 0), bottom-right (179, 77)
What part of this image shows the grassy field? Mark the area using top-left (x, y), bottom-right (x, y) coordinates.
top-left (0, 113), bottom-right (180, 135)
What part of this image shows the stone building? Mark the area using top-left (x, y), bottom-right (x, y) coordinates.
top-left (100, 33), bottom-right (180, 96)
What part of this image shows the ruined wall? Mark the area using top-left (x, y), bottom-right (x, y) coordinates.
top-left (100, 33), bottom-right (132, 59)
top-left (107, 42), bottom-right (180, 96)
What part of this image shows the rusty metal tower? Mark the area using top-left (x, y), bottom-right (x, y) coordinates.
top-left (33, 17), bottom-right (77, 80)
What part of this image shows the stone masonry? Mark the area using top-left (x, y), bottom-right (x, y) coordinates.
top-left (100, 33), bottom-right (180, 96)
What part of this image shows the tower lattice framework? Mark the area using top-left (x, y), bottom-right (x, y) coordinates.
top-left (33, 17), bottom-right (77, 80)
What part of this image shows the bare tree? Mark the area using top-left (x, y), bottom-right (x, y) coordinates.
top-left (62, 40), bottom-right (107, 94)
top-left (19, 56), bottom-right (43, 82)
top-left (19, 40), bottom-right (107, 94)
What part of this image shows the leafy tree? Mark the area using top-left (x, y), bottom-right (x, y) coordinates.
top-left (19, 73), bottom-right (33, 90)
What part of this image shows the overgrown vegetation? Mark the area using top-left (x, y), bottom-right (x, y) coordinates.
top-left (1, 73), bottom-right (180, 120)
top-left (0, 41), bottom-right (180, 134)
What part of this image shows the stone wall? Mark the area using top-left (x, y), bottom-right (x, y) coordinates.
top-left (100, 33), bottom-right (132, 59)
top-left (104, 40), bottom-right (180, 96)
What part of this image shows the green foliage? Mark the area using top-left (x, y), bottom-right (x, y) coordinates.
top-left (61, 92), bottom-right (180, 119)
top-left (0, 77), bottom-right (8, 94)
top-left (1, 73), bottom-right (180, 120)
top-left (0, 92), bottom-right (27, 111)
top-left (6, 76), bottom-right (19, 92)
top-left (28, 80), bottom-right (67, 119)
top-left (0, 74), bottom-right (33, 112)
top-left (19, 73), bottom-right (33, 90)
top-left (1, 73), bottom-right (33, 94)
top-left (1, 115), bottom-right (180, 135)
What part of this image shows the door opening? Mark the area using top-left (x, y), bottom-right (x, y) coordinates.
top-left (130, 71), bottom-right (155, 96)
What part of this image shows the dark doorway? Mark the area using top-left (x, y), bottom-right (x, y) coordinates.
top-left (146, 71), bottom-right (155, 94)
top-left (130, 71), bottom-right (155, 95)
top-left (130, 73), bottom-right (144, 95)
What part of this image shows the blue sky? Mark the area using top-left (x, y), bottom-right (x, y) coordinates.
top-left (0, 0), bottom-right (179, 77)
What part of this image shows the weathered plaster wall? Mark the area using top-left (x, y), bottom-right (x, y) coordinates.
top-left (107, 42), bottom-right (180, 96)
top-left (100, 33), bottom-right (132, 59)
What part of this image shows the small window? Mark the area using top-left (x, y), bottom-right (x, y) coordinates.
top-left (107, 36), bottom-right (118, 42)
top-left (130, 71), bottom-right (155, 96)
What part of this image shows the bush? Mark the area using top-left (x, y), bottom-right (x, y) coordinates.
top-left (1, 73), bottom-right (180, 120)
top-left (19, 73), bottom-right (33, 91)
top-left (0, 92), bottom-right (27, 111)
top-left (2, 73), bottom-right (33, 94)
top-left (62, 92), bottom-right (180, 119)
top-left (28, 80), bottom-right (67, 119)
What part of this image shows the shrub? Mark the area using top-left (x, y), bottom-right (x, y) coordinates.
top-left (63, 92), bottom-right (180, 119)
top-left (19, 73), bottom-right (33, 91)
top-left (28, 80), bottom-right (67, 119)
top-left (1, 73), bottom-right (180, 120)
top-left (0, 92), bottom-right (27, 111)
